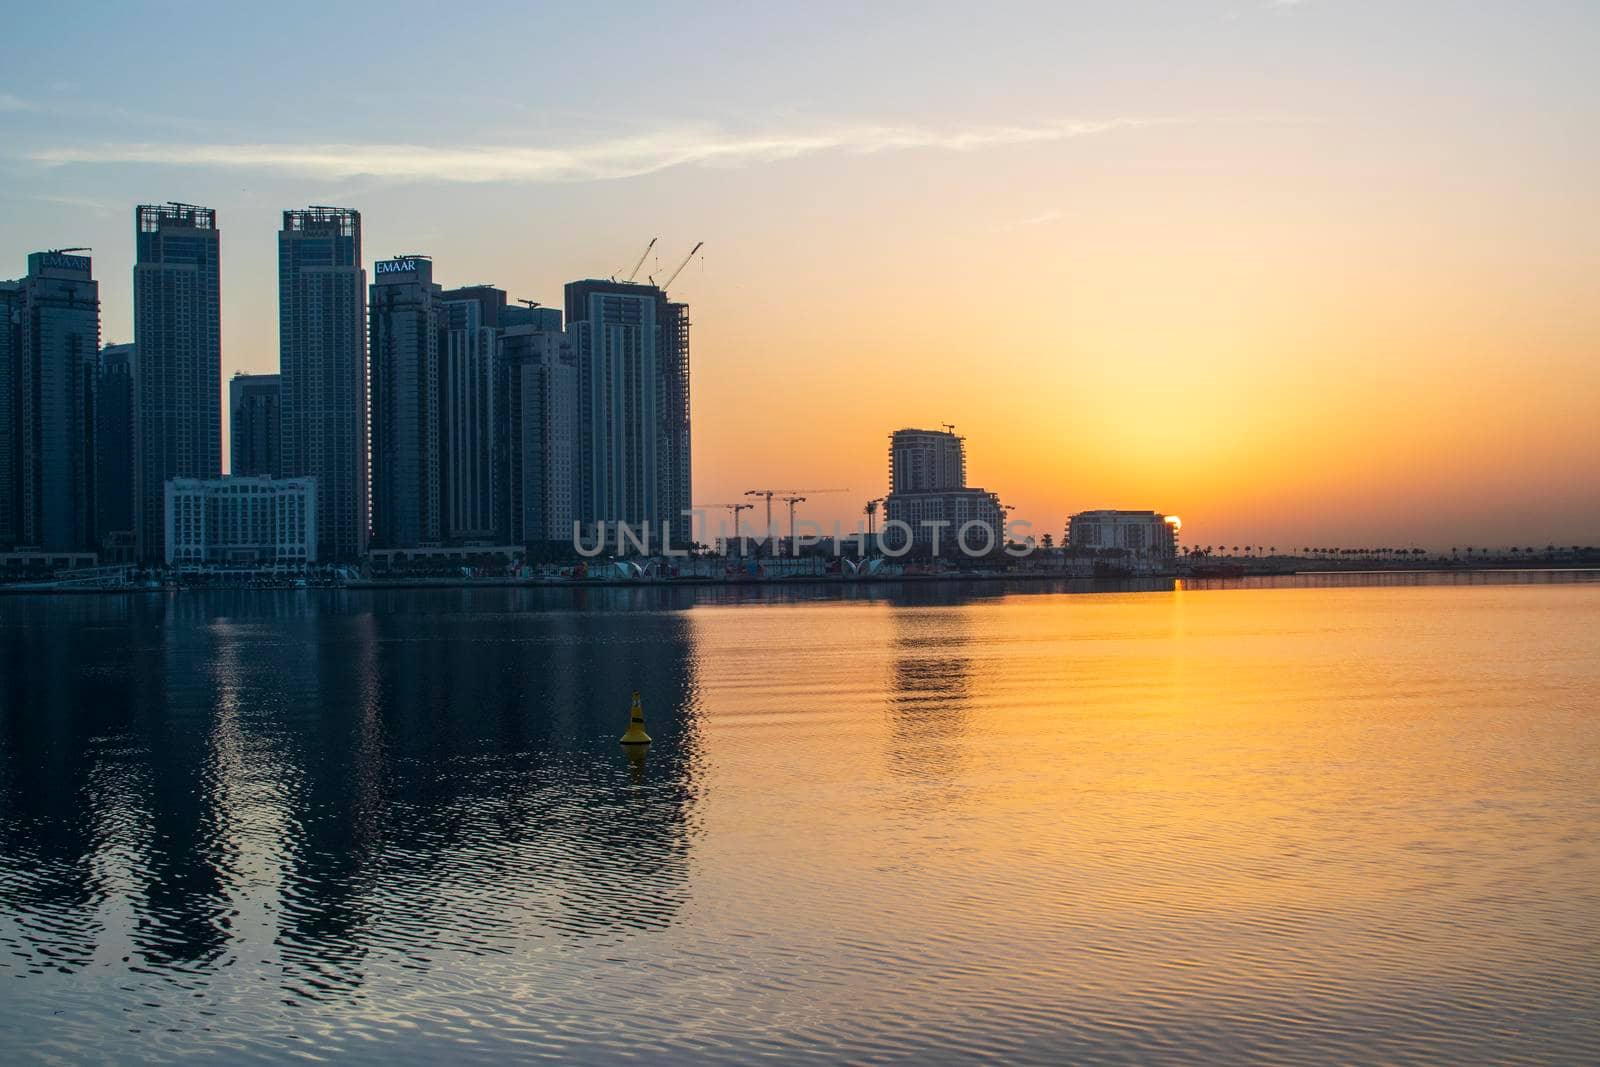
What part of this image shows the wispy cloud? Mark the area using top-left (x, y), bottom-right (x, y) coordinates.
top-left (25, 192), bottom-right (121, 217)
top-left (0, 93), bottom-right (36, 112)
top-left (1002, 208), bottom-right (1064, 231)
top-left (25, 118), bottom-right (1171, 185)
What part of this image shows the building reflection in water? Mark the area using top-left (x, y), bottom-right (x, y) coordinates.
top-left (886, 598), bottom-right (979, 796)
top-left (0, 589), bottom-right (704, 1003)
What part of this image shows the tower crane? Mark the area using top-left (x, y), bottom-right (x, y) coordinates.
top-left (651, 241), bottom-right (703, 293)
top-left (693, 503), bottom-right (754, 542)
top-left (780, 496), bottom-right (807, 547)
top-left (745, 489), bottom-right (851, 547)
top-left (621, 237), bottom-right (657, 283)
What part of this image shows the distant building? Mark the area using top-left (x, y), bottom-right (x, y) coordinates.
top-left (229, 372), bottom-right (280, 477)
top-left (439, 285), bottom-right (508, 543)
top-left (885, 489), bottom-right (1006, 552)
top-left (1066, 510), bottom-right (1179, 558)
top-left (134, 202), bottom-right (222, 563)
top-left (0, 251), bottom-right (101, 552)
top-left (882, 426), bottom-right (1004, 553)
top-left (96, 343), bottom-right (136, 559)
top-left (889, 427), bottom-right (965, 493)
top-left (565, 279), bottom-right (691, 548)
top-left (278, 207), bottom-right (366, 560)
top-left (164, 475), bottom-right (316, 567)
top-left (369, 255), bottom-right (444, 548)
top-left (498, 324), bottom-right (576, 546)
top-left (504, 302), bottom-right (562, 332)
top-left (0, 281), bottom-right (13, 548)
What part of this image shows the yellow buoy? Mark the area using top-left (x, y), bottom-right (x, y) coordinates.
top-left (619, 691), bottom-right (652, 746)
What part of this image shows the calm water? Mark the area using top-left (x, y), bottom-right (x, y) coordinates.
top-left (2, 573), bottom-right (1597, 1064)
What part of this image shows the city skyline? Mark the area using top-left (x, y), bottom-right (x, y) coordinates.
top-left (2, 2), bottom-right (1596, 547)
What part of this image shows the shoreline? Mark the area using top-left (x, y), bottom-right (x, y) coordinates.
top-left (3, 564), bottom-right (1596, 596)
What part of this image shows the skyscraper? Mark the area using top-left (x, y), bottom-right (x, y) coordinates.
top-left (0, 280), bottom-right (17, 549)
top-left (661, 300), bottom-right (692, 546)
top-left (134, 203), bottom-right (221, 564)
top-left (369, 255), bottom-right (443, 548)
top-left (565, 279), bottom-right (691, 548)
top-left (497, 322), bottom-right (576, 547)
top-left (95, 343), bottom-right (136, 556)
top-left (0, 251), bottom-right (101, 552)
top-left (278, 207), bottom-right (366, 560)
top-left (439, 285), bottom-right (507, 543)
top-left (229, 372), bottom-right (281, 477)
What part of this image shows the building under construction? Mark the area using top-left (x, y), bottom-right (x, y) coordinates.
top-left (565, 278), bottom-right (692, 549)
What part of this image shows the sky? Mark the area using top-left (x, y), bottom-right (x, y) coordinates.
top-left (2, 1), bottom-right (1596, 549)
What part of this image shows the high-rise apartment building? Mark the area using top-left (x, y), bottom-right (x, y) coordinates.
top-left (229, 372), bottom-right (281, 477)
top-left (497, 323), bottom-right (576, 547)
top-left (660, 301), bottom-right (692, 545)
top-left (564, 279), bottom-right (691, 548)
top-left (96, 343), bottom-right (136, 555)
top-left (0, 251), bottom-right (101, 552)
top-left (0, 281), bottom-right (14, 548)
top-left (133, 202), bottom-right (221, 563)
top-left (278, 207), bottom-right (366, 560)
top-left (439, 285), bottom-right (506, 543)
top-left (369, 256), bottom-right (444, 548)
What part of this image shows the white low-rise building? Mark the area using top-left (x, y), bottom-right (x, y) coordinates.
top-left (164, 476), bottom-right (317, 567)
top-left (1066, 510), bottom-right (1180, 558)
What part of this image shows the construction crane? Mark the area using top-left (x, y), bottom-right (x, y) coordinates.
top-left (652, 241), bottom-right (703, 293)
top-left (621, 237), bottom-right (658, 282)
top-left (50, 246), bottom-right (92, 254)
top-left (516, 298), bottom-right (542, 310)
top-left (942, 422), bottom-right (957, 434)
top-left (780, 496), bottom-right (807, 547)
top-left (743, 488), bottom-right (849, 546)
top-left (693, 503), bottom-right (754, 541)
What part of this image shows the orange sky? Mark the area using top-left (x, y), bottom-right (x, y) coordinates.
top-left (3, 3), bottom-right (1596, 547)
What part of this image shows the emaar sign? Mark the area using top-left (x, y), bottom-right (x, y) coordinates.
top-left (33, 253), bottom-right (91, 273)
top-left (375, 258), bottom-right (419, 276)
